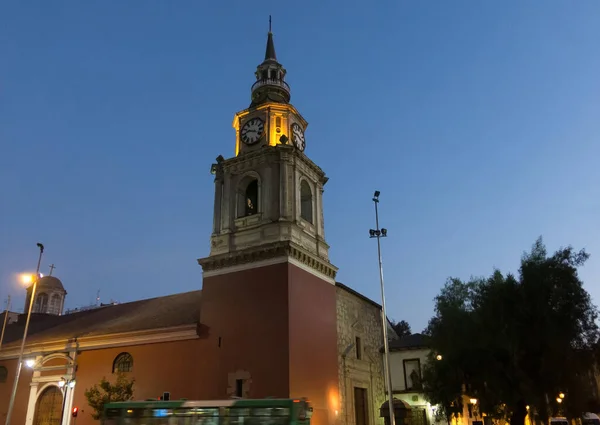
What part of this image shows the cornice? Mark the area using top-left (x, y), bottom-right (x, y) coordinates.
top-left (224, 147), bottom-right (279, 175)
top-left (233, 102), bottom-right (308, 129)
top-left (198, 240), bottom-right (338, 280)
top-left (0, 324), bottom-right (200, 360)
top-left (223, 145), bottom-right (327, 182)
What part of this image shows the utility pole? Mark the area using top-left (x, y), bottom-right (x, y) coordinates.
top-left (0, 295), bottom-right (11, 350)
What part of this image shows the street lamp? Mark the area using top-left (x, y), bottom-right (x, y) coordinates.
top-left (5, 242), bottom-right (45, 425)
top-left (369, 190), bottom-right (395, 425)
top-left (436, 354), bottom-right (443, 361)
top-left (58, 377), bottom-right (76, 425)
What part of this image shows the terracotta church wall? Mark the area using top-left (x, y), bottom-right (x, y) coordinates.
top-left (73, 339), bottom-right (211, 421)
top-left (0, 358), bottom-right (33, 425)
top-left (199, 261), bottom-right (292, 399)
top-left (288, 264), bottom-right (340, 425)
top-left (0, 338), bottom-right (212, 425)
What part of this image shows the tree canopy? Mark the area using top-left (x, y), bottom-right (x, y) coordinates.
top-left (392, 320), bottom-right (412, 339)
top-left (422, 237), bottom-right (599, 425)
top-left (84, 373), bottom-right (135, 420)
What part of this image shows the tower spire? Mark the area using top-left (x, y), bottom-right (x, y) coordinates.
top-left (250, 19), bottom-right (290, 106)
top-left (265, 15), bottom-right (277, 61)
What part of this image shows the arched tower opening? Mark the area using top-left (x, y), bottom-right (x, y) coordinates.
top-left (300, 180), bottom-right (313, 224)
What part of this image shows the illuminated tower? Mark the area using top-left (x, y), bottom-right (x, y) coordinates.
top-left (198, 22), bottom-right (339, 425)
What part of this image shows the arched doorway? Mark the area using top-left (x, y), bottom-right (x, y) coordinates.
top-left (33, 386), bottom-right (63, 425)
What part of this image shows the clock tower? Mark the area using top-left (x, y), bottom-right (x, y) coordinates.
top-left (234, 26), bottom-right (307, 155)
top-left (198, 24), bottom-right (340, 425)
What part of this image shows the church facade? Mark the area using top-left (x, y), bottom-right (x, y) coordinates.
top-left (0, 28), bottom-right (393, 425)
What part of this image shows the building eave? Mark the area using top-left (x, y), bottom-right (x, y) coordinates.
top-left (335, 282), bottom-right (382, 310)
top-left (0, 323), bottom-right (201, 360)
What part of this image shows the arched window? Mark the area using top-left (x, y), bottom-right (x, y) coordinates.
top-left (244, 180), bottom-right (258, 216)
top-left (0, 366), bottom-right (7, 383)
top-left (300, 180), bottom-right (313, 224)
top-left (35, 293), bottom-right (48, 313)
top-left (48, 294), bottom-right (61, 315)
top-left (112, 352), bottom-right (133, 373)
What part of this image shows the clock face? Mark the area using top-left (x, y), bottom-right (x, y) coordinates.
top-left (291, 123), bottom-right (305, 151)
top-left (241, 117), bottom-right (265, 145)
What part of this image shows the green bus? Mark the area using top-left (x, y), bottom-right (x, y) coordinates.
top-left (102, 398), bottom-right (313, 425)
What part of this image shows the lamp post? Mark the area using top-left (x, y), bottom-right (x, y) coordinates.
top-left (5, 242), bottom-right (45, 425)
top-left (369, 191), bottom-right (395, 425)
top-left (58, 377), bottom-right (76, 425)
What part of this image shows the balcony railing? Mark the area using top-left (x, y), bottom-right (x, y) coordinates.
top-left (251, 78), bottom-right (291, 93)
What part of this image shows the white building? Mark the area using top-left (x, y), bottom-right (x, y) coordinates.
top-left (388, 334), bottom-right (439, 425)
top-left (387, 334), bottom-right (480, 425)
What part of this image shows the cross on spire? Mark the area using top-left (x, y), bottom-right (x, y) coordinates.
top-left (49, 264), bottom-right (56, 276)
top-left (269, 15), bottom-right (272, 33)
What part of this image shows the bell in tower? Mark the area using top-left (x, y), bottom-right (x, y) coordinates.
top-left (197, 19), bottom-right (340, 425)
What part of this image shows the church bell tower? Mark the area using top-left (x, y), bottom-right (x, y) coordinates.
top-left (198, 22), bottom-right (340, 425)
top-left (203, 21), bottom-right (333, 264)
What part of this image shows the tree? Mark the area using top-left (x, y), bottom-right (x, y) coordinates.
top-left (84, 373), bottom-right (135, 420)
top-left (422, 237), bottom-right (599, 425)
top-left (391, 320), bottom-right (412, 338)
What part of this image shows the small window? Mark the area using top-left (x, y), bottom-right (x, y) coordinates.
top-left (403, 358), bottom-right (422, 390)
top-left (112, 352), bottom-right (133, 373)
top-left (300, 181), bottom-right (313, 223)
top-left (0, 366), bottom-right (7, 383)
top-left (355, 337), bottom-right (362, 360)
top-left (235, 379), bottom-right (244, 398)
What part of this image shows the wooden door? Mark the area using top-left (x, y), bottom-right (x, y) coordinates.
top-left (354, 387), bottom-right (369, 425)
top-left (34, 386), bottom-right (63, 425)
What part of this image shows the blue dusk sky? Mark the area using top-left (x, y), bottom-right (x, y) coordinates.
top-left (1, 1), bottom-right (599, 332)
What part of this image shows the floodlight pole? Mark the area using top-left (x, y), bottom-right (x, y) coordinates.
top-left (370, 192), bottom-right (395, 425)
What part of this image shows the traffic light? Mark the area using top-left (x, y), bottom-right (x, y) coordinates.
top-left (72, 407), bottom-right (78, 417)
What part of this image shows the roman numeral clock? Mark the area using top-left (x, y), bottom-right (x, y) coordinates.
top-left (291, 123), bottom-right (305, 151)
top-left (240, 117), bottom-right (265, 145)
